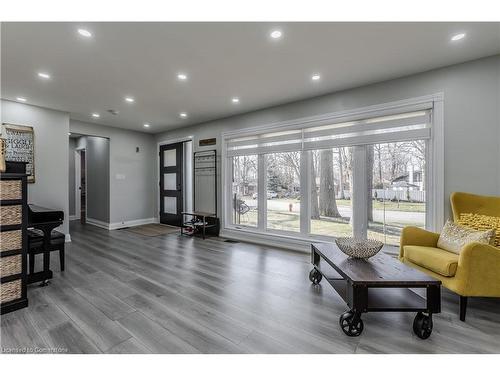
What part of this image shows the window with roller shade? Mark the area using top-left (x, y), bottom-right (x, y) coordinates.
top-left (224, 106), bottom-right (433, 244)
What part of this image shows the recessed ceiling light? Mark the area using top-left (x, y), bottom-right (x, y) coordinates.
top-left (77, 28), bottom-right (92, 38)
top-left (16, 97), bottom-right (27, 102)
top-left (231, 97), bottom-right (240, 104)
top-left (177, 73), bottom-right (188, 81)
top-left (451, 33), bottom-right (466, 41)
top-left (179, 112), bottom-right (188, 118)
top-left (92, 113), bottom-right (100, 118)
top-left (125, 97), bottom-right (135, 103)
top-left (143, 123), bottom-right (150, 128)
top-left (311, 74), bottom-right (321, 81)
top-left (37, 72), bottom-right (50, 79)
top-left (270, 30), bottom-right (282, 39)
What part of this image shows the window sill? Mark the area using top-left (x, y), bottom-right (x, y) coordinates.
top-left (221, 226), bottom-right (399, 254)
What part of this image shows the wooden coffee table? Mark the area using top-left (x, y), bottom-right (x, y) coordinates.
top-left (310, 242), bottom-right (441, 339)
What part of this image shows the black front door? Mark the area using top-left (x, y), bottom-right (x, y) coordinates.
top-left (159, 142), bottom-right (183, 226)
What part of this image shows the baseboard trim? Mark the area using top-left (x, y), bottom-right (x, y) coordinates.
top-left (109, 217), bottom-right (157, 230)
top-left (220, 228), bottom-right (312, 253)
top-left (86, 218), bottom-right (111, 230)
top-left (69, 215), bottom-right (79, 221)
top-left (85, 217), bottom-right (164, 231)
top-left (220, 228), bottom-right (399, 255)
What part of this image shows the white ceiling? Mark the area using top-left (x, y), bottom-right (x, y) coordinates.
top-left (2, 22), bottom-right (500, 133)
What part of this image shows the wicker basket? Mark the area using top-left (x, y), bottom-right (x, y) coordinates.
top-left (335, 237), bottom-right (384, 259)
top-left (0, 180), bottom-right (22, 200)
top-left (0, 255), bottom-right (21, 277)
top-left (0, 279), bottom-right (21, 303)
top-left (0, 230), bottom-right (22, 252)
top-left (0, 205), bottom-right (22, 226)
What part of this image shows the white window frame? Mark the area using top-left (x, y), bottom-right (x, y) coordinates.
top-left (221, 94), bottom-right (444, 248)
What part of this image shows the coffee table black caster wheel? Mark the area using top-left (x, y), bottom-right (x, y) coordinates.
top-left (309, 268), bottom-right (322, 285)
top-left (413, 312), bottom-right (433, 339)
top-left (339, 310), bottom-right (364, 337)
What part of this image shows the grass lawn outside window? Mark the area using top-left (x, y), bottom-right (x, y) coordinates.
top-left (236, 197), bottom-right (425, 246)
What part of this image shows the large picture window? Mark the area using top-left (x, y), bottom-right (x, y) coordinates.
top-left (224, 101), bottom-right (438, 246)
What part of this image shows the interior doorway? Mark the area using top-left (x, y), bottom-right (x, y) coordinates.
top-left (159, 140), bottom-right (193, 226)
top-left (69, 133), bottom-right (110, 228)
top-left (74, 148), bottom-right (86, 224)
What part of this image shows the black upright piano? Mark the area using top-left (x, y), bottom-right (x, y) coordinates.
top-left (4, 161), bottom-right (64, 285)
top-left (27, 204), bottom-right (64, 285)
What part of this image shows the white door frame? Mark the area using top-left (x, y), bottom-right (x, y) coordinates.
top-left (74, 148), bottom-right (87, 223)
top-left (74, 150), bottom-right (81, 219)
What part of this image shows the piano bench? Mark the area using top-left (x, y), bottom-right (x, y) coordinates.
top-left (28, 229), bottom-right (65, 273)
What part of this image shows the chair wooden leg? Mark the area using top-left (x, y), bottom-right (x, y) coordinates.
top-left (460, 296), bottom-right (468, 321)
top-left (29, 252), bottom-right (35, 274)
top-left (59, 248), bottom-right (65, 272)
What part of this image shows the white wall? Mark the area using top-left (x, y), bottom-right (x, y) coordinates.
top-left (70, 120), bottom-right (156, 226)
top-left (155, 55), bottom-right (500, 222)
top-left (498, 57), bottom-right (500, 194)
top-left (1, 102), bottom-right (157, 231)
top-left (1, 100), bottom-right (70, 234)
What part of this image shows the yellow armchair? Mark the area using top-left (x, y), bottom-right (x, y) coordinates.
top-left (400, 192), bottom-right (500, 321)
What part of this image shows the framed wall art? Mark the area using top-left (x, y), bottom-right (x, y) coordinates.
top-left (1, 123), bottom-right (35, 183)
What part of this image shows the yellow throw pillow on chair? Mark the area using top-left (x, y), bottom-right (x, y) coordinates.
top-left (457, 213), bottom-right (500, 248)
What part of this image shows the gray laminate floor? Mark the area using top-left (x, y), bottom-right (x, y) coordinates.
top-left (1, 222), bottom-right (499, 354)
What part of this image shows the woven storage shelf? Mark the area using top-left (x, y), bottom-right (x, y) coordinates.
top-left (0, 180), bottom-right (22, 200)
top-left (0, 255), bottom-right (21, 277)
top-left (0, 205), bottom-right (22, 226)
top-left (0, 230), bottom-right (22, 252)
top-left (1, 174), bottom-right (27, 313)
top-left (0, 279), bottom-right (21, 303)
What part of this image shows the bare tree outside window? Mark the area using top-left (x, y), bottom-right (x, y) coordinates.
top-left (310, 147), bottom-right (352, 237)
top-left (266, 152), bottom-right (301, 232)
top-left (319, 149), bottom-right (341, 218)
